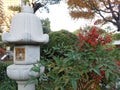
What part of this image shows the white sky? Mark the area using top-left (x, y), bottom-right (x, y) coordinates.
top-left (36, 1), bottom-right (94, 32)
top-left (36, 1), bottom-right (116, 32)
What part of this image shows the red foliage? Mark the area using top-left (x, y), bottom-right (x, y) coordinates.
top-left (116, 61), bottom-right (120, 66)
top-left (77, 26), bottom-right (113, 89)
top-left (0, 48), bottom-right (5, 55)
top-left (100, 69), bottom-right (105, 76)
top-left (78, 26), bottom-right (112, 48)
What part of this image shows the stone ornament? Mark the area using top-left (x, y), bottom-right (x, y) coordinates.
top-left (2, 5), bottom-right (49, 44)
top-left (2, 5), bottom-right (49, 90)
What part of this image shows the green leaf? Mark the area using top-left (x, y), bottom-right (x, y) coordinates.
top-left (31, 64), bottom-right (40, 72)
top-left (61, 87), bottom-right (65, 90)
top-left (26, 76), bottom-right (38, 86)
top-left (93, 68), bottom-right (101, 76)
top-left (70, 79), bottom-right (77, 90)
top-left (105, 70), bottom-right (110, 80)
top-left (58, 68), bottom-right (65, 73)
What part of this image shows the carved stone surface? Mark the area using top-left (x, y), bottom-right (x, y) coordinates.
top-left (7, 64), bottom-right (45, 81)
top-left (7, 64), bottom-right (39, 80)
top-left (2, 5), bottom-right (49, 44)
top-left (17, 81), bottom-right (35, 90)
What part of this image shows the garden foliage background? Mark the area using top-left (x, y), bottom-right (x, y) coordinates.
top-left (0, 28), bottom-right (120, 90)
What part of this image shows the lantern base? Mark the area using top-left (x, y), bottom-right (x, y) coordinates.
top-left (17, 81), bottom-right (35, 90)
top-left (7, 64), bottom-right (39, 81)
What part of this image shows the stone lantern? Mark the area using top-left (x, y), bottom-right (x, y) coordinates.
top-left (2, 5), bottom-right (49, 90)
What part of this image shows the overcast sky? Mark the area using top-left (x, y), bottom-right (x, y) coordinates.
top-left (36, 1), bottom-right (116, 32)
top-left (36, 1), bottom-right (95, 32)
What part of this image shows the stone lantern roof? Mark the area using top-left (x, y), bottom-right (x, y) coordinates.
top-left (2, 5), bottom-right (49, 44)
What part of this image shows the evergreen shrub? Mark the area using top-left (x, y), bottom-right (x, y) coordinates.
top-left (41, 30), bottom-right (78, 59)
top-left (47, 30), bottom-right (78, 47)
top-left (0, 62), bottom-right (9, 82)
top-left (0, 62), bottom-right (17, 90)
top-left (113, 33), bottom-right (120, 40)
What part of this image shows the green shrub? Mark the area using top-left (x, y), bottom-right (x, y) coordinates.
top-left (113, 33), bottom-right (120, 40)
top-left (41, 30), bottom-right (78, 60)
top-left (29, 30), bottom-right (78, 89)
top-left (0, 80), bottom-right (17, 90)
top-left (0, 62), bottom-right (9, 82)
top-left (47, 30), bottom-right (78, 47)
top-left (114, 48), bottom-right (120, 61)
top-left (0, 62), bottom-right (17, 90)
top-left (29, 28), bottom-right (120, 90)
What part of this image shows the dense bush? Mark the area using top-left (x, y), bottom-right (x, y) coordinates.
top-left (0, 80), bottom-right (17, 90)
top-left (0, 62), bottom-right (17, 90)
top-left (29, 30), bottom-right (78, 89)
top-left (47, 30), bottom-right (78, 47)
top-left (41, 30), bottom-right (78, 60)
top-left (113, 33), bottom-right (120, 40)
top-left (0, 62), bottom-right (9, 82)
top-left (112, 33), bottom-right (120, 61)
top-left (114, 48), bottom-right (120, 61)
top-left (29, 27), bottom-right (120, 90)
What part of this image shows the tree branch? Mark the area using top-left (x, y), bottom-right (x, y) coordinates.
top-left (94, 9), bottom-right (117, 25)
top-left (107, 0), bottom-right (118, 21)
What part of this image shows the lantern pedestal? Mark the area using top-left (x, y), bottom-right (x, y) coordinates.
top-left (17, 81), bottom-right (35, 90)
top-left (7, 64), bottom-right (38, 90)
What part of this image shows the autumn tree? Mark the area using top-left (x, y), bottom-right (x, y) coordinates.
top-left (22, 0), bottom-right (61, 13)
top-left (0, 0), bottom-right (5, 25)
top-left (67, 0), bottom-right (120, 31)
